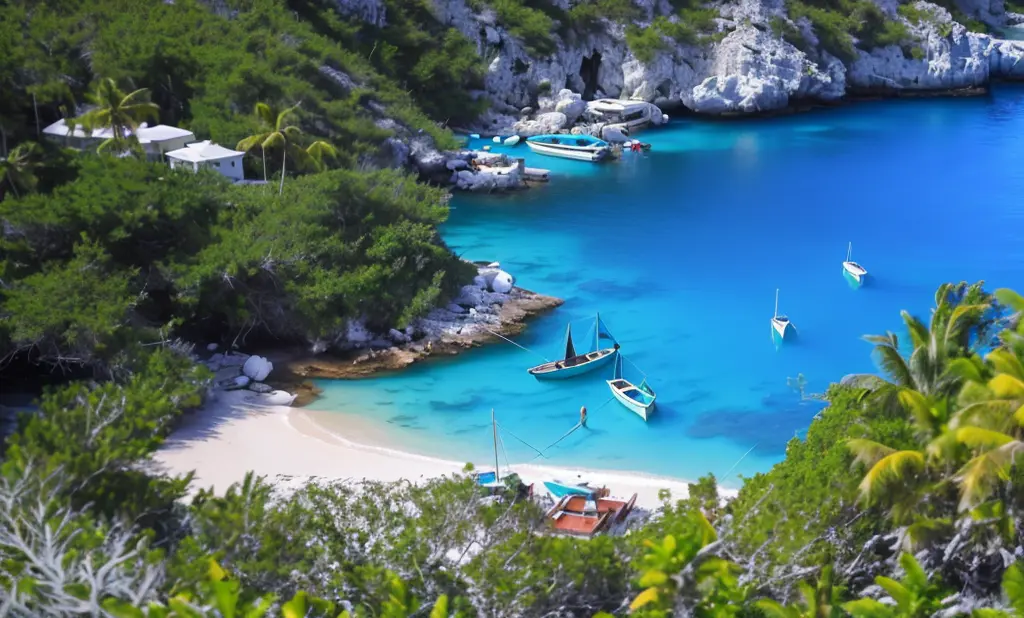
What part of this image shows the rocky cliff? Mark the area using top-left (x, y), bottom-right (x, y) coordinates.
top-left (333, 0), bottom-right (1023, 132)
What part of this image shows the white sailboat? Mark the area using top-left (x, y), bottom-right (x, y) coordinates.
top-left (771, 288), bottom-right (795, 346)
top-left (842, 242), bottom-right (868, 288)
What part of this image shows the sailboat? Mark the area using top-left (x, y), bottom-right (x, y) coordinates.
top-left (475, 410), bottom-right (533, 498)
top-left (527, 314), bottom-right (619, 379)
top-left (606, 354), bottom-right (656, 421)
top-left (771, 288), bottom-right (795, 346)
top-left (842, 242), bottom-right (868, 288)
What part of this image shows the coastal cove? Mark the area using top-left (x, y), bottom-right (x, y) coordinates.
top-left (304, 85), bottom-right (1024, 489)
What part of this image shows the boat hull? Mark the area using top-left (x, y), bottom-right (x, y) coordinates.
top-left (528, 348), bottom-right (617, 380)
top-left (771, 318), bottom-right (795, 346)
top-left (607, 380), bottom-right (656, 421)
top-left (843, 262), bottom-right (867, 288)
top-left (543, 480), bottom-right (604, 498)
top-left (525, 140), bottom-right (610, 162)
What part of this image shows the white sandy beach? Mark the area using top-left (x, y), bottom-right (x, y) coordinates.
top-left (155, 389), bottom-right (723, 510)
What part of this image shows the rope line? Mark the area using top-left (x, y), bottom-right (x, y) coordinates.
top-left (483, 328), bottom-right (550, 363)
top-left (496, 422), bottom-right (548, 459)
top-left (721, 442), bottom-right (760, 479)
top-left (622, 354), bottom-right (649, 381)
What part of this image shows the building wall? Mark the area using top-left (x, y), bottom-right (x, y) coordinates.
top-left (145, 135), bottom-right (197, 161)
top-left (200, 155), bottom-right (244, 181)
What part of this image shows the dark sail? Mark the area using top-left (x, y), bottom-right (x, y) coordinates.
top-left (564, 326), bottom-right (576, 360)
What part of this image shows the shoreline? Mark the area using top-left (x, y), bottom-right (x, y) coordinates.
top-left (264, 286), bottom-right (562, 401)
top-left (154, 389), bottom-right (732, 508)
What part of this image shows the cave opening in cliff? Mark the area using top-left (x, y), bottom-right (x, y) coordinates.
top-left (579, 52), bottom-right (601, 100)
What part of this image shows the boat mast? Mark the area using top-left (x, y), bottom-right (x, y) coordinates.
top-left (492, 409), bottom-right (500, 483)
top-left (847, 242), bottom-right (852, 262)
top-left (595, 312), bottom-right (600, 352)
top-left (774, 289), bottom-right (779, 319)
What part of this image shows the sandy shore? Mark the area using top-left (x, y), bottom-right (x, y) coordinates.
top-left (155, 390), bottom-right (722, 509)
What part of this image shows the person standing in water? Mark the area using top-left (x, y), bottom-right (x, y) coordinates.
top-left (579, 405), bottom-right (588, 427)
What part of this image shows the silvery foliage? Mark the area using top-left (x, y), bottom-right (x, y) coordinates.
top-left (0, 466), bottom-right (164, 617)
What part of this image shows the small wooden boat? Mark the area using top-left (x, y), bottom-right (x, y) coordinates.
top-left (475, 410), bottom-right (533, 499)
top-left (525, 134), bottom-right (612, 162)
top-left (607, 354), bottom-right (656, 421)
top-left (543, 479), bottom-right (608, 498)
top-left (528, 314), bottom-right (619, 380)
top-left (771, 288), bottom-right (795, 346)
top-left (842, 242), bottom-right (868, 288)
top-left (545, 493), bottom-right (638, 537)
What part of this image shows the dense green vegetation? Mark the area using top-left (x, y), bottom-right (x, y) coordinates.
top-left (2, 282), bottom-right (1021, 615)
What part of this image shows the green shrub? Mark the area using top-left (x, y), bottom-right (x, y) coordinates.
top-left (771, 15), bottom-right (811, 51)
top-left (625, 24), bottom-right (672, 63)
top-left (491, 0), bottom-right (557, 55)
top-left (897, 2), bottom-right (940, 24)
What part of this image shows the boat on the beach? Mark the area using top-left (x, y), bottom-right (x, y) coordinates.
top-left (586, 99), bottom-right (666, 131)
top-left (842, 242), bottom-right (868, 288)
top-left (525, 134), bottom-right (612, 162)
top-left (475, 410), bottom-right (534, 499)
top-left (607, 354), bottom-right (656, 421)
top-left (771, 288), bottom-right (795, 346)
top-left (545, 492), bottom-right (638, 537)
top-left (527, 314), bottom-right (619, 380)
top-left (543, 479), bottom-right (608, 498)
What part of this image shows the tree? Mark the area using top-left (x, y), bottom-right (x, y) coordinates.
top-left (305, 140), bottom-right (338, 172)
top-left (0, 141), bottom-right (43, 200)
top-left (74, 78), bottom-right (160, 155)
top-left (235, 102), bottom-right (308, 194)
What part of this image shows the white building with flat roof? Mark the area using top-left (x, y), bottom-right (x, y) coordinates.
top-left (165, 140), bottom-right (245, 182)
top-left (42, 119), bottom-right (195, 161)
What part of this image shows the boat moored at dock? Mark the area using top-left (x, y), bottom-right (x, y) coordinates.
top-left (525, 134), bottom-right (613, 161)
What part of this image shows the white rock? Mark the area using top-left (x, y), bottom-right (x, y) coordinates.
top-left (346, 319), bottom-right (373, 346)
top-left (242, 356), bottom-right (274, 382)
top-left (492, 135), bottom-right (502, 143)
top-left (447, 303), bottom-right (466, 314)
top-left (264, 390), bottom-right (298, 406)
top-left (553, 90), bottom-right (587, 124)
top-left (233, 375), bottom-right (251, 388)
top-left (472, 275), bottom-right (488, 289)
top-left (512, 111), bottom-right (568, 136)
top-left (206, 343), bottom-right (219, 352)
top-left (469, 307), bottom-right (479, 316)
top-left (484, 26), bottom-right (500, 45)
top-left (601, 125), bottom-right (629, 143)
top-left (490, 270), bottom-right (515, 293)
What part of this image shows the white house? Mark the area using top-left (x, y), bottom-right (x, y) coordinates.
top-left (42, 119), bottom-right (195, 161)
top-left (165, 140), bottom-right (245, 182)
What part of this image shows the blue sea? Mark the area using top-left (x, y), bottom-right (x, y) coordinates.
top-left (313, 85), bottom-right (1024, 489)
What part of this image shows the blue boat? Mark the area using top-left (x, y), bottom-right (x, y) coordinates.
top-left (607, 354), bottom-right (657, 421)
top-left (543, 479), bottom-right (606, 498)
top-left (525, 134), bottom-right (613, 162)
top-left (475, 410), bottom-right (533, 498)
top-left (528, 314), bottom-right (619, 380)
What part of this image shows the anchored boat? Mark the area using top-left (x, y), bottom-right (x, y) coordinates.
top-left (842, 242), bottom-right (868, 288)
top-left (474, 409), bottom-right (533, 499)
top-left (528, 314), bottom-right (619, 380)
top-left (771, 288), bottom-right (795, 346)
top-left (525, 134), bottom-right (612, 162)
top-left (607, 354), bottom-right (656, 421)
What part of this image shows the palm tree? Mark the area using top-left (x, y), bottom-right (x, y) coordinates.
top-left (74, 78), bottom-right (159, 155)
top-left (236, 102), bottom-right (308, 194)
top-left (0, 142), bottom-right (43, 200)
top-left (305, 140), bottom-right (338, 172)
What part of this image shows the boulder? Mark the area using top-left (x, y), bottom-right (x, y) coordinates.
top-left (446, 158), bottom-right (469, 171)
top-left (388, 328), bottom-right (410, 343)
top-left (248, 382), bottom-right (274, 394)
top-left (512, 111), bottom-right (568, 137)
top-left (447, 303), bottom-right (466, 314)
top-left (242, 356), bottom-right (273, 382)
top-left (491, 270), bottom-right (515, 293)
top-left (409, 136), bottom-right (447, 176)
top-left (472, 275), bottom-right (488, 289)
top-left (264, 390), bottom-right (299, 406)
top-left (233, 375), bottom-right (251, 388)
top-left (553, 89), bottom-right (587, 124)
top-left (601, 125), bottom-right (629, 143)
top-left (346, 319), bottom-right (374, 347)
top-left (484, 25), bottom-right (500, 45)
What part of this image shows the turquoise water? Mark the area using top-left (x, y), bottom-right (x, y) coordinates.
top-left (315, 86), bottom-right (1024, 488)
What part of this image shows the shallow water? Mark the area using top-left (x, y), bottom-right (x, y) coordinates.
top-left (315, 86), bottom-right (1024, 488)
